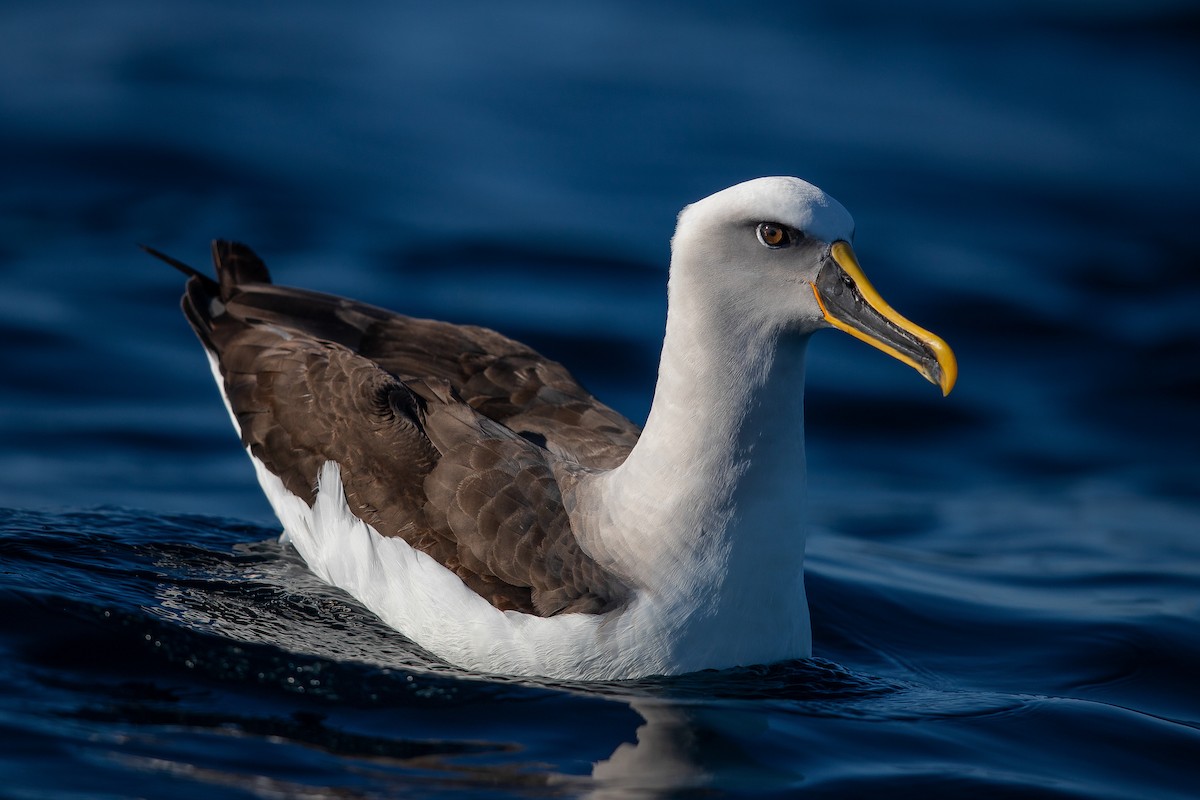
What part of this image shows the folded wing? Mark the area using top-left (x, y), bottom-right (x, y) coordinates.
top-left (171, 240), bottom-right (634, 616)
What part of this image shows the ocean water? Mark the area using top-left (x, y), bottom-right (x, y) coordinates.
top-left (2, 1), bottom-right (1199, 797)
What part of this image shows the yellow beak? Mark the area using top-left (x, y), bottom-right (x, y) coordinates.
top-left (810, 241), bottom-right (957, 396)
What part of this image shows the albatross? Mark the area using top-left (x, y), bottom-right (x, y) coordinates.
top-left (150, 176), bottom-right (956, 681)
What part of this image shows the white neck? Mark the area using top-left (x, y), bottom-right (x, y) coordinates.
top-left (575, 266), bottom-right (813, 667)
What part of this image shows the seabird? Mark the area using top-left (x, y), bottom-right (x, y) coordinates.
top-left (150, 177), bottom-right (956, 681)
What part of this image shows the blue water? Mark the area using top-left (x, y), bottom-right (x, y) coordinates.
top-left (2, 1), bottom-right (1200, 796)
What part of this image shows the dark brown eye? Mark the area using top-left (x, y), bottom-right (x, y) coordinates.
top-left (756, 222), bottom-right (790, 248)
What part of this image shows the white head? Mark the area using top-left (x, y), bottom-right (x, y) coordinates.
top-left (678, 176), bottom-right (855, 245)
top-left (669, 177), bottom-right (855, 336)
top-left (669, 176), bottom-right (956, 394)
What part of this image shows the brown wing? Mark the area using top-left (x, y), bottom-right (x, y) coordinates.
top-left (209, 271), bottom-right (640, 470)
top-left (168, 240), bottom-right (631, 616)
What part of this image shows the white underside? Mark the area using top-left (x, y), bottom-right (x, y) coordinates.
top-left (204, 354), bottom-right (696, 680)
top-left (253, 458), bottom-right (810, 680)
top-left (203, 336), bottom-right (813, 680)
top-left (262, 457), bottom-right (693, 680)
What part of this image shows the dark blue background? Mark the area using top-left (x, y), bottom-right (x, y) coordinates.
top-left (2, 1), bottom-right (1199, 796)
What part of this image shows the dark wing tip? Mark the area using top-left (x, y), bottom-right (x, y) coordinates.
top-left (212, 240), bottom-right (272, 300)
top-left (141, 243), bottom-right (221, 300)
top-left (140, 243), bottom-right (208, 280)
top-left (142, 240), bottom-right (274, 302)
